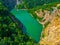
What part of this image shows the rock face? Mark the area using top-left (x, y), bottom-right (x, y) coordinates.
top-left (35, 7), bottom-right (60, 28)
top-left (39, 17), bottom-right (60, 45)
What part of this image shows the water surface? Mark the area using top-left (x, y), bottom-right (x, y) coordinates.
top-left (11, 9), bottom-right (43, 42)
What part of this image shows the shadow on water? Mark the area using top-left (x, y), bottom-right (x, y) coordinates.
top-left (9, 14), bottom-right (27, 34)
top-left (17, 19), bottom-right (27, 34)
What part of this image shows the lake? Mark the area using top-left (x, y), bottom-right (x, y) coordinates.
top-left (11, 9), bottom-right (43, 43)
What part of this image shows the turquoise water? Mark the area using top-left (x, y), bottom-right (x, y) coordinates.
top-left (11, 9), bottom-right (43, 42)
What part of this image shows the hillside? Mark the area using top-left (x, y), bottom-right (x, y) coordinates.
top-left (40, 16), bottom-right (60, 45)
top-left (30, 2), bottom-right (60, 45)
top-left (0, 2), bottom-right (38, 45)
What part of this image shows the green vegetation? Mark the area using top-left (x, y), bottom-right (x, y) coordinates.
top-left (0, 2), bottom-right (7, 10)
top-left (16, 3), bottom-right (25, 9)
top-left (44, 21), bottom-right (50, 29)
top-left (41, 33), bottom-right (45, 38)
top-left (16, 0), bottom-right (60, 9)
top-left (1, 0), bottom-right (60, 44)
top-left (16, 0), bottom-right (60, 21)
top-left (57, 6), bottom-right (60, 9)
top-left (28, 2), bottom-right (60, 21)
top-left (0, 2), bottom-right (39, 45)
top-left (27, 2), bottom-right (60, 29)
